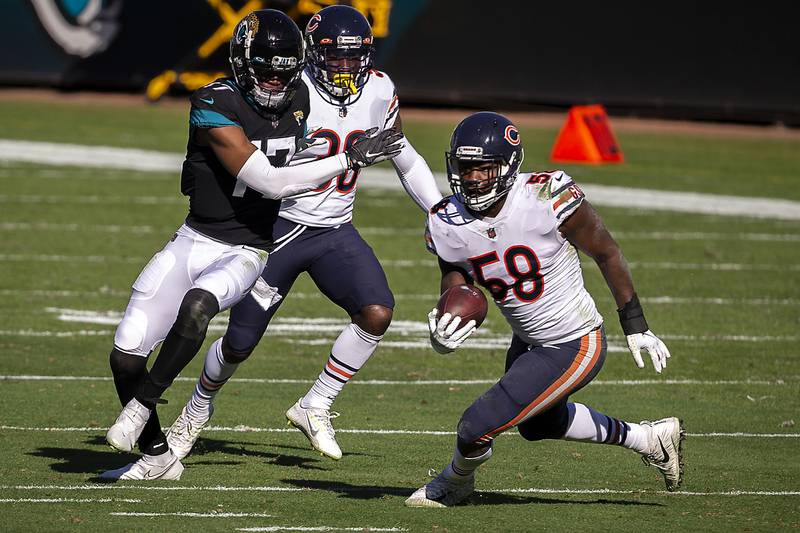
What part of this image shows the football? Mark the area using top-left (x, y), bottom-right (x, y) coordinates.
top-left (436, 284), bottom-right (489, 327)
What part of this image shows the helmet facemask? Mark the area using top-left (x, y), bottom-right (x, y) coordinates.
top-left (446, 147), bottom-right (522, 212)
top-left (309, 38), bottom-right (373, 100)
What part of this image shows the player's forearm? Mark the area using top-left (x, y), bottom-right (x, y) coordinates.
top-left (236, 149), bottom-right (348, 199)
top-left (594, 248), bottom-right (636, 308)
top-left (392, 138), bottom-right (443, 211)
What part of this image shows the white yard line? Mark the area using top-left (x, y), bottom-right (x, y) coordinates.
top-left (0, 484), bottom-right (796, 499)
top-left (0, 425), bottom-right (796, 439)
top-left (0, 498), bottom-right (141, 503)
top-left (2, 288), bottom-right (797, 307)
top-left (2, 139), bottom-right (800, 220)
top-left (111, 512), bottom-right (272, 518)
top-left (4, 221), bottom-right (799, 243)
top-left (236, 526), bottom-right (408, 531)
top-left (1, 375), bottom-right (787, 386)
top-left (0, 484), bottom-right (305, 492)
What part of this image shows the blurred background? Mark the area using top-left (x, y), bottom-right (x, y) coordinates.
top-left (2, 0), bottom-right (798, 126)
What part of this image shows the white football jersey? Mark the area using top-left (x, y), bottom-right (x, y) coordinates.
top-left (425, 171), bottom-right (603, 345)
top-left (279, 68), bottom-right (400, 226)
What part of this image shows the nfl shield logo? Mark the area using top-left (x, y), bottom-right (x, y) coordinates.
top-left (487, 228), bottom-right (496, 238)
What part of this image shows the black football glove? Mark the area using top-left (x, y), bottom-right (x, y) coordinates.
top-left (345, 127), bottom-right (404, 170)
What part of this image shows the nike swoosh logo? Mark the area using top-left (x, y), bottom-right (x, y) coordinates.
top-left (658, 436), bottom-right (670, 462)
top-left (200, 97), bottom-right (214, 105)
top-left (365, 151), bottom-right (383, 158)
top-left (307, 414), bottom-right (319, 437)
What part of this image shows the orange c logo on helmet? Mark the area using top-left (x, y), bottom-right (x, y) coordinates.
top-left (504, 125), bottom-right (520, 146)
top-left (306, 13), bottom-right (321, 33)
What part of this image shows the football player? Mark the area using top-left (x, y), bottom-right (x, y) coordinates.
top-left (166, 5), bottom-right (443, 462)
top-left (405, 112), bottom-right (682, 507)
top-left (100, 9), bottom-right (403, 481)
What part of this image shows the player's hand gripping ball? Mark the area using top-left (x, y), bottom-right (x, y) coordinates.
top-left (428, 285), bottom-right (488, 354)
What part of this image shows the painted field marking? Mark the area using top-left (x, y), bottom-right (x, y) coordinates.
top-left (0, 194), bottom-right (184, 205)
top-left (0, 375), bottom-right (790, 387)
top-left (2, 139), bottom-right (800, 220)
top-left (111, 512), bottom-right (272, 518)
top-left (1, 288), bottom-right (797, 307)
top-left (4, 221), bottom-right (799, 243)
top-left (0, 484), bottom-right (305, 492)
top-left (1, 484), bottom-right (796, 499)
top-left (236, 526), bottom-right (408, 531)
top-left (0, 426), bottom-right (796, 439)
top-left (0, 498), bottom-right (141, 503)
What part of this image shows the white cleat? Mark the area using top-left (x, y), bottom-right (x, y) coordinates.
top-left (405, 469), bottom-right (475, 508)
top-left (285, 399), bottom-right (342, 460)
top-left (106, 398), bottom-right (151, 452)
top-left (99, 450), bottom-right (184, 481)
top-left (166, 405), bottom-right (214, 460)
top-left (641, 417), bottom-right (685, 491)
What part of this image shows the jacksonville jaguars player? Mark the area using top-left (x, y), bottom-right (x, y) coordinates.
top-left (166, 5), bottom-right (443, 461)
top-left (100, 9), bottom-right (402, 481)
top-left (405, 112), bottom-right (683, 507)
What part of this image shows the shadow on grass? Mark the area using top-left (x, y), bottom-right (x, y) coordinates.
top-left (282, 478), bottom-right (665, 507)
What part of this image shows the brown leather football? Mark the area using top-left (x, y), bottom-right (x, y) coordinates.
top-left (436, 284), bottom-right (488, 327)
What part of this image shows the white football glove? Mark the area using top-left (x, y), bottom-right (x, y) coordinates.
top-left (427, 308), bottom-right (477, 354)
top-left (626, 329), bottom-right (671, 373)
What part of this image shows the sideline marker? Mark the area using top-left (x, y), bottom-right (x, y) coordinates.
top-left (550, 105), bottom-right (623, 163)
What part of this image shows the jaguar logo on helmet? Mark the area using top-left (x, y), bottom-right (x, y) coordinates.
top-left (504, 125), bottom-right (521, 146)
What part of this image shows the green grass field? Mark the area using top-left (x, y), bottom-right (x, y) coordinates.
top-left (0, 97), bottom-right (799, 532)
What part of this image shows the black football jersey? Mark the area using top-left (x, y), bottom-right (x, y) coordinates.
top-left (181, 78), bottom-right (309, 249)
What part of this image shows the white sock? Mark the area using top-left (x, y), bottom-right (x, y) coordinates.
top-left (186, 338), bottom-right (238, 420)
top-left (446, 445), bottom-right (493, 480)
top-left (563, 402), bottom-right (649, 454)
top-left (301, 323), bottom-right (381, 410)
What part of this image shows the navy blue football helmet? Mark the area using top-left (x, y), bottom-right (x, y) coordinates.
top-left (305, 5), bottom-right (375, 101)
top-left (230, 10), bottom-right (305, 113)
top-left (446, 112), bottom-right (524, 211)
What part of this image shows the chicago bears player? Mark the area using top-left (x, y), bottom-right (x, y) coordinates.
top-left (405, 112), bottom-right (683, 507)
top-left (166, 5), bottom-right (443, 462)
top-left (100, 9), bottom-right (402, 481)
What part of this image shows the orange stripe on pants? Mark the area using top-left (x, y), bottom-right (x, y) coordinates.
top-left (480, 329), bottom-right (603, 441)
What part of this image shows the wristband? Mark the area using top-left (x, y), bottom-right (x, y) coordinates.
top-left (617, 293), bottom-right (649, 335)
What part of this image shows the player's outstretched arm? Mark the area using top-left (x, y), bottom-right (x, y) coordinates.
top-left (428, 259), bottom-right (477, 354)
top-left (560, 202), bottom-right (671, 372)
top-left (202, 126), bottom-right (400, 199)
top-left (389, 115), bottom-right (444, 211)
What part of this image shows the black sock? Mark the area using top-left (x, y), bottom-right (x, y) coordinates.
top-left (109, 347), bottom-right (164, 453)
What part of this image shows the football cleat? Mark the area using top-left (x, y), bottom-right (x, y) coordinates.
top-left (99, 450), bottom-right (184, 481)
top-left (106, 398), bottom-right (151, 452)
top-left (166, 405), bottom-right (214, 460)
top-left (640, 417), bottom-right (685, 491)
top-left (285, 399), bottom-right (342, 460)
top-left (405, 468), bottom-right (475, 508)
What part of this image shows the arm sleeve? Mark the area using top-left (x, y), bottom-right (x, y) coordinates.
top-left (392, 137), bottom-right (444, 212)
top-left (237, 149), bottom-right (349, 199)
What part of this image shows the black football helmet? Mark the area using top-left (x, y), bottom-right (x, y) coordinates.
top-left (446, 112), bottom-right (524, 211)
top-left (230, 9), bottom-right (305, 114)
top-left (305, 5), bottom-right (375, 101)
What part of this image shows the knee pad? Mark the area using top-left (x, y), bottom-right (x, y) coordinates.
top-left (353, 304), bottom-right (393, 336)
top-left (109, 347), bottom-right (147, 379)
top-left (114, 308), bottom-right (148, 355)
top-left (174, 288), bottom-right (220, 339)
top-left (517, 402), bottom-right (570, 441)
top-left (221, 335), bottom-right (254, 364)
